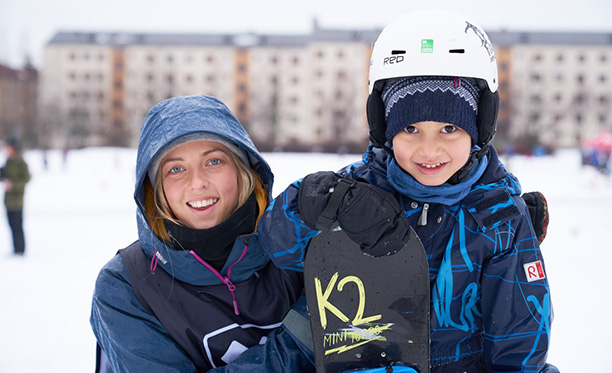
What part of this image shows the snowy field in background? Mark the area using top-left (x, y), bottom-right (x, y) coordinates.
top-left (0, 147), bottom-right (610, 372)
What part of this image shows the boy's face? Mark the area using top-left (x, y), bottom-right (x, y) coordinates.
top-left (392, 121), bottom-right (472, 186)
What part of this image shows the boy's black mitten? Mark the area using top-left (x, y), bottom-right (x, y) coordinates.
top-left (298, 171), bottom-right (412, 257)
top-left (521, 191), bottom-right (549, 245)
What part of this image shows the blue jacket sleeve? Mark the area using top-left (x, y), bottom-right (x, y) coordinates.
top-left (480, 201), bottom-right (554, 371)
top-left (258, 179), bottom-right (319, 271)
top-left (90, 254), bottom-right (197, 373)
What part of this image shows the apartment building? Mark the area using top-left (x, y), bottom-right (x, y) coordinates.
top-left (490, 31), bottom-right (612, 149)
top-left (41, 29), bottom-right (377, 151)
top-left (0, 62), bottom-right (38, 146)
top-left (40, 28), bottom-right (612, 151)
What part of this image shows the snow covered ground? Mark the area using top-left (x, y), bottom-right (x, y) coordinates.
top-left (0, 147), bottom-right (610, 372)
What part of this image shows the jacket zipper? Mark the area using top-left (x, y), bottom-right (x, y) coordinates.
top-left (189, 245), bottom-right (249, 316)
top-left (418, 203), bottom-right (429, 226)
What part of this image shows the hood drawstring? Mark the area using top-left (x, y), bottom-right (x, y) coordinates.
top-left (189, 245), bottom-right (249, 316)
top-left (150, 249), bottom-right (159, 273)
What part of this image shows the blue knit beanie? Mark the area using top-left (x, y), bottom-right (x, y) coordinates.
top-left (382, 76), bottom-right (480, 145)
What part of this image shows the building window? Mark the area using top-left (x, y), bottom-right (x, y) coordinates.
top-left (599, 114), bottom-right (607, 124)
top-left (529, 95), bottom-right (542, 104)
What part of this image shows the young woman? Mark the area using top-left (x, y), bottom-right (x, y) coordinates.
top-left (90, 95), bottom-right (303, 372)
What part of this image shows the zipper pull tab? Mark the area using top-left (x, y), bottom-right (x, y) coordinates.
top-left (224, 278), bottom-right (240, 315)
top-left (418, 203), bottom-right (429, 226)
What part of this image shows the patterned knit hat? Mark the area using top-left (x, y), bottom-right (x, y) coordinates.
top-left (382, 76), bottom-right (480, 145)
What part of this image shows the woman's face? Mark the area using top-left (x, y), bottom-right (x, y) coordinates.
top-left (392, 121), bottom-right (472, 186)
top-left (160, 141), bottom-right (240, 229)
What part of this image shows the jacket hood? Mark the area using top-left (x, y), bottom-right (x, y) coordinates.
top-left (133, 95), bottom-right (272, 284)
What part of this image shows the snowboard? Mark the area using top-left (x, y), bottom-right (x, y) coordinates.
top-left (304, 227), bottom-right (430, 373)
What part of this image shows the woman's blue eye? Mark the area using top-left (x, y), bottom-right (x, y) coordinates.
top-left (170, 166), bottom-right (182, 173)
top-left (209, 158), bottom-right (221, 166)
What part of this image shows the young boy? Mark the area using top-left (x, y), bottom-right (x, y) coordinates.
top-left (215, 9), bottom-right (558, 372)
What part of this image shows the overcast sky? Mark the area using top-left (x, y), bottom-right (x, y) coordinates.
top-left (1, 0), bottom-right (611, 68)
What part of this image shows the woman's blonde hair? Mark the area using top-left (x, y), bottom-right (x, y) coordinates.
top-left (143, 148), bottom-right (267, 241)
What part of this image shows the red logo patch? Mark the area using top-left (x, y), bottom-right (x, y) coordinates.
top-left (523, 261), bottom-right (546, 282)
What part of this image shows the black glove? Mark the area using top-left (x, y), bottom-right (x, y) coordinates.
top-left (521, 191), bottom-right (549, 245)
top-left (298, 171), bottom-right (411, 257)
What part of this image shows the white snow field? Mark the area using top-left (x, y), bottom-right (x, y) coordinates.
top-left (0, 147), bottom-right (610, 372)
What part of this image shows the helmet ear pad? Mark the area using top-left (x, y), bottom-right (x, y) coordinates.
top-left (476, 89), bottom-right (499, 148)
top-left (366, 89), bottom-right (387, 149)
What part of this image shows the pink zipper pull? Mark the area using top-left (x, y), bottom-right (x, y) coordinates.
top-left (224, 278), bottom-right (240, 315)
top-left (189, 246), bottom-right (249, 316)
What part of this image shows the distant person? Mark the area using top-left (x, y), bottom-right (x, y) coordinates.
top-left (1, 137), bottom-right (30, 256)
top-left (90, 95), bottom-right (303, 372)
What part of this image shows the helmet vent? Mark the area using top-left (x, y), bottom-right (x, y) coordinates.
top-left (391, 50), bottom-right (406, 55)
top-left (449, 49), bottom-right (465, 54)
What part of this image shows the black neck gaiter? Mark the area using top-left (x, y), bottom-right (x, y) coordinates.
top-left (164, 193), bottom-right (258, 272)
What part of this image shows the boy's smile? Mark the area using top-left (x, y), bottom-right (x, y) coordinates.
top-left (392, 121), bottom-right (472, 186)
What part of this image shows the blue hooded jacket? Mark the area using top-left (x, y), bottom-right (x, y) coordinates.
top-left (245, 146), bottom-right (555, 372)
top-left (90, 96), bottom-right (303, 372)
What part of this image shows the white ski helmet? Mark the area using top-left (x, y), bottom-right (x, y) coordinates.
top-left (368, 8), bottom-right (498, 94)
top-left (367, 8), bottom-right (500, 168)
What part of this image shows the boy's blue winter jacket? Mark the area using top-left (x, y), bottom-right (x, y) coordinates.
top-left (246, 146), bottom-right (555, 372)
top-left (89, 96), bottom-right (305, 372)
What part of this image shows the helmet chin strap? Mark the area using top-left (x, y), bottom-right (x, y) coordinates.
top-left (446, 142), bottom-right (490, 185)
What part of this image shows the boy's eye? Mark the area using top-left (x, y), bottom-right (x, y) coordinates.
top-left (402, 126), bottom-right (418, 134)
top-left (441, 125), bottom-right (457, 134)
